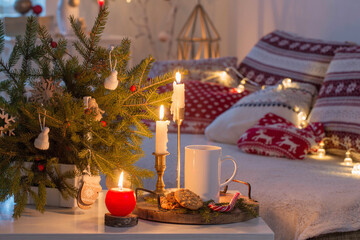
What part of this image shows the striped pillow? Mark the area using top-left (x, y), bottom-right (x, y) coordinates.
top-left (309, 46), bottom-right (360, 152)
top-left (237, 30), bottom-right (352, 89)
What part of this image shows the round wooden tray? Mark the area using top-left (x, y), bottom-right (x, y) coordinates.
top-left (134, 190), bottom-right (259, 225)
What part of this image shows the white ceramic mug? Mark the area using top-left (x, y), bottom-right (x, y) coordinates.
top-left (184, 145), bottom-right (237, 202)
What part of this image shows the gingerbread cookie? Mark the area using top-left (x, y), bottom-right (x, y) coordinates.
top-left (174, 189), bottom-right (203, 210)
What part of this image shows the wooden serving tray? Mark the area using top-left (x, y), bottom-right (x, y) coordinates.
top-left (134, 191), bottom-right (259, 225)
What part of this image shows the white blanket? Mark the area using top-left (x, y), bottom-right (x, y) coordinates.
top-left (136, 133), bottom-right (360, 240)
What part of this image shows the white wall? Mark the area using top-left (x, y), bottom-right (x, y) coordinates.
top-left (46, 0), bottom-right (360, 64)
top-left (236, 0), bottom-right (360, 61)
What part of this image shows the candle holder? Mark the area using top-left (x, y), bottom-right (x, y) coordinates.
top-left (176, 107), bottom-right (185, 189)
top-left (153, 152), bottom-right (170, 194)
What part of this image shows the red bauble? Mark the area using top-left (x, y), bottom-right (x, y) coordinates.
top-left (84, 108), bottom-right (91, 114)
top-left (130, 85), bottom-right (136, 92)
top-left (101, 120), bottom-right (106, 127)
top-left (32, 5), bottom-right (42, 15)
top-left (50, 41), bottom-right (58, 48)
top-left (38, 164), bottom-right (44, 171)
top-left (105, 188), bottom-right (136, 216)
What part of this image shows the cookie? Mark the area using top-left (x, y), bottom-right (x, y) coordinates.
top-left (160, 192), bottom-right (181, 210)
top-left (160, 196), bottom-right (176, 210)
top-left (166, 192), bottom-right (181, 208)
top-left (174, 189), bottom-right (203, 210)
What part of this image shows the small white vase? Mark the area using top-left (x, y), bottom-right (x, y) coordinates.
top-left (57, 0), bottom-right (80, 36)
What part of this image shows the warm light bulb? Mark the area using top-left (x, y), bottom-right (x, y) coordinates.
top-left (175, 72), bottom-right (181, 84)
top-left (344, 150), bottom-right (353, 166)
top-left (220, 71), bottom-right (227, 80)
top-left (118, 171), bottom-right (124, 190)
top-left (298, 112), bottom-right (307, 121)
top-left (159, 105), bottom-right (164, 120)
top-left (261, 85), bottom-right (266, 90)
top-left (98, 0), bottom-right (105, 7)
top-left (241, 79), bottom-right (246, 85)
top-left (318, 148), bottom-right (326, 158)
top-left (126, 0), bottom-right (131, 2)
top-left (352, 163), bottom-right (360, 176)
top-left (236, 84), bottom-right (245, 93)
top-left (277, 84), bottom-right (283, 91)
top-left (282, 78), bottom-right (292, 88)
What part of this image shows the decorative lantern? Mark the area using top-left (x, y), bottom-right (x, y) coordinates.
top-left (177, 4), bottom-right (220, 60)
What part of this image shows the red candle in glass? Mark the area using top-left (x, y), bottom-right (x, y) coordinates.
top-left (105, 172), bottom-right (136, 216)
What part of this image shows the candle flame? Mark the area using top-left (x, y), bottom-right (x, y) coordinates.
top-left (159, 105), bottom-right (164, 120)
top-left (175, 72), bottom-right (181, 84)
top-left (118, 171), bottom-right (124, 190)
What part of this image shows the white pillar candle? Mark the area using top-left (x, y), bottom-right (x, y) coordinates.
top-left (171, 72), bottom-right (185, 121)
top-left (155, 105), bottom-right (170, 154)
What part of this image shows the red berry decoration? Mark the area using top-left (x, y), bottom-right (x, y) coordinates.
top-left (37, 164), bottom-right (44, 172)
top-left (32, 5), bottom-right (43, 15)
top-left (101, 121), bottom-right (106, 127)
top-left (130, 85), bottom-right (136, 92)
top-left (84, 108), bottom-right (91, 115)
top-left (50, 41), bottom-right (58, 48)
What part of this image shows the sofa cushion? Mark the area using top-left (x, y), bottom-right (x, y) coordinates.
top-left (237, 113), bottom-right (324, 160)
top-left (205, 82), bottom-right (317, 144)
top-left (148, 57), bottom-right (239, 87)
top-left (237, 30), bottom-right (353, 89)
top-left (309, 46), bottom-right (360, 152)
top-left (144, 80), bottom-right (249, 134)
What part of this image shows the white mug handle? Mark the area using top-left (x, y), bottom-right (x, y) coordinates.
top-left (219, 155), bottom-right (238, 188)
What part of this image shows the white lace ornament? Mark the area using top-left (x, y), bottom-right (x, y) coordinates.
top-left (104, 46), bottom-right (118, 90)
top-left (34, 111), bottom-right (50, 150)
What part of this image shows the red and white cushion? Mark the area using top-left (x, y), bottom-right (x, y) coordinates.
top-left (309, 46), bottom-right (360, 152)
top-left (205, 82), bottom-right (317, 144)
top-left (149, 57), bottom-right (239, 87)
top-left (144, 80), bottom-right (249, 134)
top-left (237, 113), bottom-right (324, 160)
top-left (237, 30), bottom-right (353, 89)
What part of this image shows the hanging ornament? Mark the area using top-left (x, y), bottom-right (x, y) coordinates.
top-left (32, 5), bottom-right (43, 15)
top-left (50, 41), bottom-right (58, 48)
top-left (83, 96), bottom-right (104, 121)
top-left (158, 31), bottom-right (170, 42)
top-left (0, 108), bottom-right (16, 137)
top-left (100, 120), bottom-right (106, 127)
top-left (104, 46), bottom-right (119, 90)
top-left (29, 77), bottom-right (63, 105)
top-left (37, 164), bottom-right (45, 172)
top-left (34, 111), bottom-right (50, 150)
top-left (14, 0), bottom-right (32, 15)
top-left (130, 85), bottom-right (136, 92)
top-left (77, 164), bottom-right (102, 210)
top-left (68, 0), bottom-right (80, 7)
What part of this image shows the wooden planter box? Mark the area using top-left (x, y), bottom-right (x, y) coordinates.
top-left (23, 162), bottom-right (81, 208)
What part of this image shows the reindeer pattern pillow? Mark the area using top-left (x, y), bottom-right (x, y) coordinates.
top-left (237, 113), bottom-right (324, 160)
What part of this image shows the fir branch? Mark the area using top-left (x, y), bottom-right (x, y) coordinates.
top-left (0, 20), bottom-right (5, 54)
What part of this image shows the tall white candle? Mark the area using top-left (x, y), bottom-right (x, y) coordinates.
top-left (155, 105), bottom-right (170, 154)
top-left (171, 72), bottom-right (185, 121)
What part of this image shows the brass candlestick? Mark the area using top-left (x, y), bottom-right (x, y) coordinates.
top-left (176, 107), bottom-right (185, 189)
top-left (153, 152), bottom-right (170, 194)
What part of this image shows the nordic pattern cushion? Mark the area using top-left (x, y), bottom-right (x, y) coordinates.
top-left (237, 30), bottom-right (353, 89)
top-left (309, 46), bottom-right (360, 152)
top-left (144, 80), bottom-right (249, 134)
top-left (237, 113), bottom-right (325, 160)
top-left (205, 82), bottom-right (317, 144)
top-left (148, 57), bottom-right (239, 87)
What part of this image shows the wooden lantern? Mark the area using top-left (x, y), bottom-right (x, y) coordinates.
top-left (177, 4), bottom-right (220, 60)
